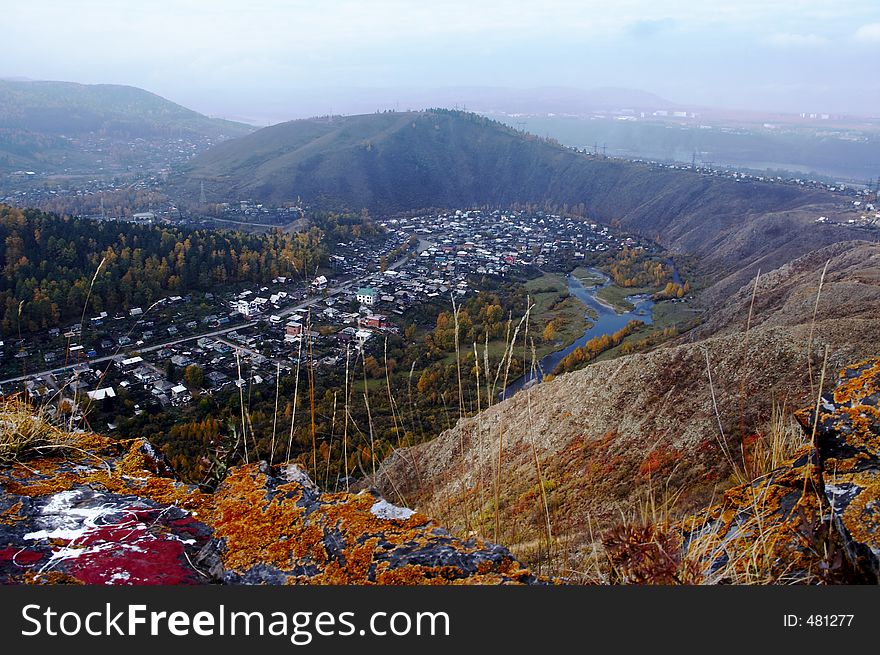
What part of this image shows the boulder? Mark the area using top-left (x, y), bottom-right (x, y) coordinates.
top-left (0, 436), bottom-right (537, 585)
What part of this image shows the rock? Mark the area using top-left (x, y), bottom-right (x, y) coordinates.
top-left (681, 357), bottom-right (880, 583)
top-left (0, 435), bottom-right (538, 585)
top-left (202, 465), bottom-right (539, 584)
top-left (680, 445), bottom-right (830, 583)
top-left (796, 358), bottom-right (880, 580)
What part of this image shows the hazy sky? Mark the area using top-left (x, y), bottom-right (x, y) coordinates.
top-left (4, 0), bottom-right (880, 121)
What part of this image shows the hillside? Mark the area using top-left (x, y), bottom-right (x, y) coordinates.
top-left (180, 110), bottom-right (875, 285)
top-left (0, 79), bottom-right (253, 173)
top-left (369, 242), bottom-right (880, 577)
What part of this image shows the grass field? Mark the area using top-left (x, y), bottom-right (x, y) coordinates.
top-left (595, 284), bottom-right (655, 313)
top-left (570, 266), bottom-right (606, 287)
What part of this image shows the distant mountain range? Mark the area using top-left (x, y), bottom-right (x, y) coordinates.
top-left (0, 79), bottom-right (253, 173)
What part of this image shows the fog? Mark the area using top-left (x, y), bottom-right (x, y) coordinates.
top-left (4, 0), bottom-right (879, 122)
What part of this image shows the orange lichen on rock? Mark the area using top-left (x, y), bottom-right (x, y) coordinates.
top-left (680, 445), bottom-right (830, 583)
top-left (1, 432), bottom-right (539, 585)
top-left (202, 463), bottom-right (539, 585)
top-left (683, 356), bottom-right (880, 583)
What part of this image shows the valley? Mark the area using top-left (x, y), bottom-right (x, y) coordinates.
top-left (1, 90), bottom-right (879, 585)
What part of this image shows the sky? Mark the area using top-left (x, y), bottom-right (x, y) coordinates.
top-left (4, 0), bottom-right (880, 122)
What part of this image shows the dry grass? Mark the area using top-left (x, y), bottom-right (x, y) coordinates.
top-left (0, 397), bottom-right (86, 465)
top-left (741, 401), bottom-right (804, 480)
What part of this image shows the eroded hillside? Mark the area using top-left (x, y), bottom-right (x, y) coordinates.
top-left (370, 242), bottom-right (880, 576)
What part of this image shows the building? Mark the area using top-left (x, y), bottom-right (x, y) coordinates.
top-left (234, 297), bottom-right (268, 318)
top-left (354, 329), bottom-right (372, 348)
top-left (170, 385), bottom-right (192, 406)
top-left (86, 387), bottom-right (116, 401)
top-left (359, 314), bottom-right (391, 330)
top-left (285, 321), bottom-right (304, 342)
top-left (118, 355), bottom-right (144, 370)
top-left (356, 287), bottom-right (377, 306)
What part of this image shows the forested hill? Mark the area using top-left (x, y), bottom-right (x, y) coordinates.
top-left (181, 109), bottom-right (868, 288)
top-left (0, 205), bottom-right (323, 334)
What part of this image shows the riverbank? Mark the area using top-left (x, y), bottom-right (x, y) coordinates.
top-left (503, 269), bottom-right (655, 397)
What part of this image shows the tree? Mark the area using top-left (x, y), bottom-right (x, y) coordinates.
top-left (184, 364), bottom-right (205, 389)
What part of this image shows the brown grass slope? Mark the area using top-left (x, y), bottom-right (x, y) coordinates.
top-left (369, 242), bottom-right (880, 571)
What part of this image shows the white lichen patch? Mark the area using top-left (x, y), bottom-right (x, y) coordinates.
top-left (370, 499), bottom-right (415, 521)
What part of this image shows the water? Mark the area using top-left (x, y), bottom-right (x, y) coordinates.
top-left (503, 269), bottom-right (654, 398)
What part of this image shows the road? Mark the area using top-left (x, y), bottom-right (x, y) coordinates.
top-left (0, 238), bottom-right (431, 387)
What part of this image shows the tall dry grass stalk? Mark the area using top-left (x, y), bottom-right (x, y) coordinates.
top-left (236, 350), bottom-right (249, 464)
top-left (739, 269), bottom-right (760, 440)
top-left (807, 259), bottom-right (830, 398)
top-left (269, 360), bottom-right (281, 465)
top-left (285, 337), bottom-right (304, 464)
top-left (342, 344), bottom-right (351, 491)
top-left (704, 347), bottom-right (743, 483)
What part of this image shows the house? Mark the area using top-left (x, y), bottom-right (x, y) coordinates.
top-left (170, 384), bottom-right (192, 406)
top-left (356, 287), bottom-right (377, 306)
top-left (234, 296), bottom-right (268, 318)
top-left (118, 355), bottom-right (144, 370)
top-left (285, 321), bottom-right (304, 342)
top-left (359, 314), bottom-right (391, 330)
top-left (86, 387), bottom-right (116, 401)
top-left (354, 329), bottom-right (373, 347)
top-left (171, 354), bottom-right (191, 367)
top-left (206, 371), bottom-right (230, 389)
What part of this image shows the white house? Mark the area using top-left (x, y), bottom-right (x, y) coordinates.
top-left (87, 387), bottom-right (116, 401)
top-left (356, 287), bottom-right (377, 306)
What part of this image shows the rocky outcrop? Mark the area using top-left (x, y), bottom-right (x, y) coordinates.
top-left (681, 357), bottom-right (880, 583)
top-left (0, 438), bottom-right (537, 585)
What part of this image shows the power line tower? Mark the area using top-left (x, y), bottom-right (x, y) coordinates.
top-left (602, 143), bottom-right (607, 157)
top-left (691, 150), bottom-right (697, 170)
top-left (593, 142), bottom-right (598, 156)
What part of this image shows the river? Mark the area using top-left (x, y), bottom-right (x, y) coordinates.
top-left (502, 269), bottom-right (654, 398)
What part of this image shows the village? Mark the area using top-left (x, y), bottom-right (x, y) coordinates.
top-left (0, 207), bottom-right (650, 431)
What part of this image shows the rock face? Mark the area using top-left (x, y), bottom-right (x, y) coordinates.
top-left (681, 357), bottom-right (880, 583)
top-left (803, 358), bottom-right (880, 579)
top-left (0, 439), bottom-right (537, 585)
